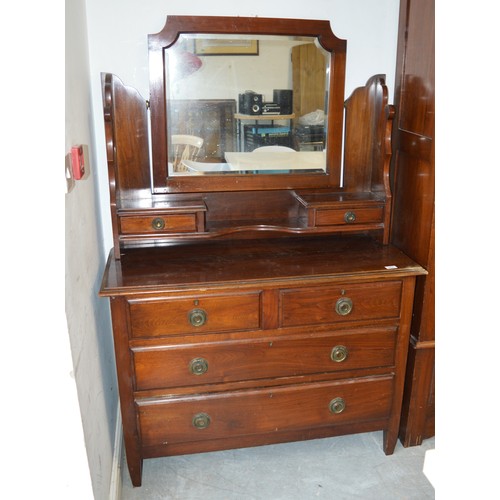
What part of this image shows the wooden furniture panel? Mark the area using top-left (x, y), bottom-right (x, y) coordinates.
top-left (102, 73), bottom-right (150, 196)
top-left (137, 376), bottom-right (394, 448)
top-left (280, 281), bottom-right (402, 327)
top-left (102, 73), bottom-right (151, 257)
top-left (120, 214), bottom-right (197, 234)
top-left (295, 191), bottom-right (389, 239)
top-left (343, 75), bottom-right (394, 197)
top-left (132, 327), bottom-right (397, 390)
top-left (128, 292), bottom-right (262, 337)
top-left (391, 147), bottom-right (434, 266)
top-left (314, 206), bottom-right (384, 226)
top-left (399, 339), bottom-right (435, 444)
top-left (391, 0), bottom-right (435, 446)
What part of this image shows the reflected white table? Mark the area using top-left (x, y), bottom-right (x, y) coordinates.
top-left (224, 151), bottom-right (326, 171)
top-left (176, 151), bottom-right (326, 174)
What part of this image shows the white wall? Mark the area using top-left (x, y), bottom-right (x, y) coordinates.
top-left (86, 0), bottom-right (400, 256)
top-left (2, 0), bottom-right (102, 497)
top-left (169, 37), bottom-right (308, 102)
top-left (65, 0), bottom-right (119, 498)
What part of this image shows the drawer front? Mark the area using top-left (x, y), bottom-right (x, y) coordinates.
top-left (133, 327), bottom-right (396, 390)
top-left (281, 281), bottom-right (401, 327)
top-left (129, 293), bottom-right (261, 338)
top-left (315, 207), bottom-right (384, 226)
top-left (138, 376), bottom-right (393, 447)
top-left (120, 214), bottom-right (197, 234)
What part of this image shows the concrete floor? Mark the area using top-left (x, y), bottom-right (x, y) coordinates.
top-left (120, 431), bottom-right (435, 499)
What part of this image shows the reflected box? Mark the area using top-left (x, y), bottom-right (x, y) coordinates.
top-left (243, 125), bottom-right (293, 151)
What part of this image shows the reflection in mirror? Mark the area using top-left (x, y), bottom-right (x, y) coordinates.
top-left (165, 34), bottom-right (330, 176)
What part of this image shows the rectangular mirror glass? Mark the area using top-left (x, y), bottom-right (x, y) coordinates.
top-left (165, 34), bottom-right (330, 176)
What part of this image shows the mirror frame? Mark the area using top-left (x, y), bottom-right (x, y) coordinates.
top-left (148, 16), bottom-right (346, 193)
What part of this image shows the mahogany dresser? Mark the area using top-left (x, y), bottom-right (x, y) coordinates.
top-left (99, 16), bottom-right (426, 486)
top-left (100, 236), bottom-right (425, 486)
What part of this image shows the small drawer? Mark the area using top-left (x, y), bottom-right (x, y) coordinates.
top-left (137, 375), bottom-right (393, 447)
top-left (281, 281), bottom-right (401, 327)
top-left (120, 214), bottom-right (197, 234)
top-left (128, 293), bottom-right (261, 338)
top-left (132, 327), bottom-right (396, 390)
top-left (315, 207), bottom-right (383, 226)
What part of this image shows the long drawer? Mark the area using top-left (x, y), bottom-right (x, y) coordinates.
top-left (132, 327), bottom-right (397, 390)
top-left (128, 292), bottom-right (261, 337)
top-left (137, 375), bottom-right (393, 447)
top-left (280, 281), bottom-right (402, 327)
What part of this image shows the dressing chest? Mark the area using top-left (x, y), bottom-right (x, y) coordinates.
top-left (99, 15), bottom-right (426, 486)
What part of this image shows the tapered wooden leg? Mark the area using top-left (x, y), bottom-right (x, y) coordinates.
top-left (383, 428), bottom-right (397, 455)
top-left (126, 452), bottom-right (143, 487)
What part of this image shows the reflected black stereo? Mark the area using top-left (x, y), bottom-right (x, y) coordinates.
top-left (273, 89), bottom-right (293, 115)
top-left (238, 91), bottom-right (263, 115)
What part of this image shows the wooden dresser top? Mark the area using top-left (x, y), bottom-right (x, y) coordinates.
top-left (100, 236), bottom-right (426, 296)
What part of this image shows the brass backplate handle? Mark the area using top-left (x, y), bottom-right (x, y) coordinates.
top-left (330, 345), bottom-right (349, 363)
top-left (189, 357), bottom-right (209, 375)
top-left (335, 297), bottom-right (353, 316)
top-left (188, 308), bottom-right (207, 327)
top-left (192, 412), bottom-right (211, 429)
top-left (152, 217), bottom-right (165, 230)
top-left (329, 397), bottom-right (346, 414)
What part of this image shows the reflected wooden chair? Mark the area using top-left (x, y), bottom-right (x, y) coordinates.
top-left (172, 134), bottom-right (204, 172)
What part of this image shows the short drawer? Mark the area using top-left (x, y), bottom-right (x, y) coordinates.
top-left (120, 214), bottom-right (197, 234)
top-left (128, 293), bottom-right (261, 338)
top-left (137, 375), bottom-right (393, 447)
top-left (281, 281), bottom-right (401, 327)
top-left (315, 207), bottom-right (384, 226)
top-left (132, 327), bottom-right (396, 390)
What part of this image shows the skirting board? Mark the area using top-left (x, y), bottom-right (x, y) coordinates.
top-left (109, 406), bottom-right (123, 500)
top-left (423, 449), bottom-right (436, 487)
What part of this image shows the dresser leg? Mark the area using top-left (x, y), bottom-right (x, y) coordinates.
top-left (383, 429), bottom-right (397, 455)
top-left (127, 457), bottom-right (143, 487)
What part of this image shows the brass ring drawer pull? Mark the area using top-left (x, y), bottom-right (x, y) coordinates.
top-left (151, 217), bottom-right (165, 230)
top-left (189, 357), bottom-right (209, 375)
top-left (329, 397), bottom-right (346, 414)
top-left (330, 345), bottom-right (349, 363)
top-left (344, 211), bottom-right (356, 223)
top-left (188, 308), bottom-right (207, 327)
top-left (192, 412), bottom-right (211, 429)
top-left (335, 297), bottom-right (353, 316)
